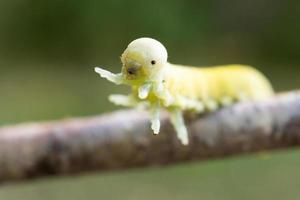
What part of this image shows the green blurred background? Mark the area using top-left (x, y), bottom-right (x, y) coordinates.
top-left (0, 0), bottom-right (299, 199)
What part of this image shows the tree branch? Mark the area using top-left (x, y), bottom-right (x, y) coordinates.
top-left (1, 91), bottom-right (300, 183)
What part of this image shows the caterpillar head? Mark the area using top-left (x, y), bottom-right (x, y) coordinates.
top-left (121, 38), bottom-right (168, 84)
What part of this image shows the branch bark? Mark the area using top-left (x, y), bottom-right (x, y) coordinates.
top-left (1, 91), bottom-right (300, 183)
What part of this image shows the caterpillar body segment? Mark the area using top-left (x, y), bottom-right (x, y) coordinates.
top-left (163, 64), bottom-right (274, 107)
top-left (95, 37), bottom-right (274, 145)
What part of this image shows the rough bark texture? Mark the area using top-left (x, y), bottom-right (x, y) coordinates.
top-left (0, 91), bottom-right (300, 183)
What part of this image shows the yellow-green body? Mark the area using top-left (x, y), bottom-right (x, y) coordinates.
top-left (131, 64), bottom-right (273, 111)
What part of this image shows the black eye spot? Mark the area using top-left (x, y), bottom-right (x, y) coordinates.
top-left (151, 60), bottom-right (156, 65)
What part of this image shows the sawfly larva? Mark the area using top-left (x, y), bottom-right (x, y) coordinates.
top-left (95, 37), bottom-right (274, 145)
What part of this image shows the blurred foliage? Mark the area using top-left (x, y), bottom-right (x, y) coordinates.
top-left (0, 0), bottom-right (299, 124)
top-left (0, 0), bottom-right (299, 199)
top-left (0, 0), bottom-right (299, 65)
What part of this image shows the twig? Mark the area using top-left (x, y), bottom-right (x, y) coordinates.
top-left (0, 91), bottom-right (300, 183)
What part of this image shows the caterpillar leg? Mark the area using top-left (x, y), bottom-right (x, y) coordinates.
top-left (178, 96), bottom-right (205, 113)
top-left (159, 90), bottom-right (173, 106)
top-left (95, 67), bottom-right (124, 85)
top-left (220, 96), bottom-right (234, 107)
top-left (237, 92), bottom-right (248, 101)
top-left (153, 82), bottom-right (173, 106)
top-left (170, 108), bottom-right (189, 145)
top-left (150, 103), bottom-right (160, 134)
top-left (204, 99), bottom-right (218, 111)
top-left (109, 94), bottom-right (137, 107)
top-left (138, 82), bottom-right (152, 99)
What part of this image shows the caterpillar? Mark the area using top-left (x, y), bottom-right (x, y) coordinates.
top-left (95, 37), bottom-right (274, 145)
